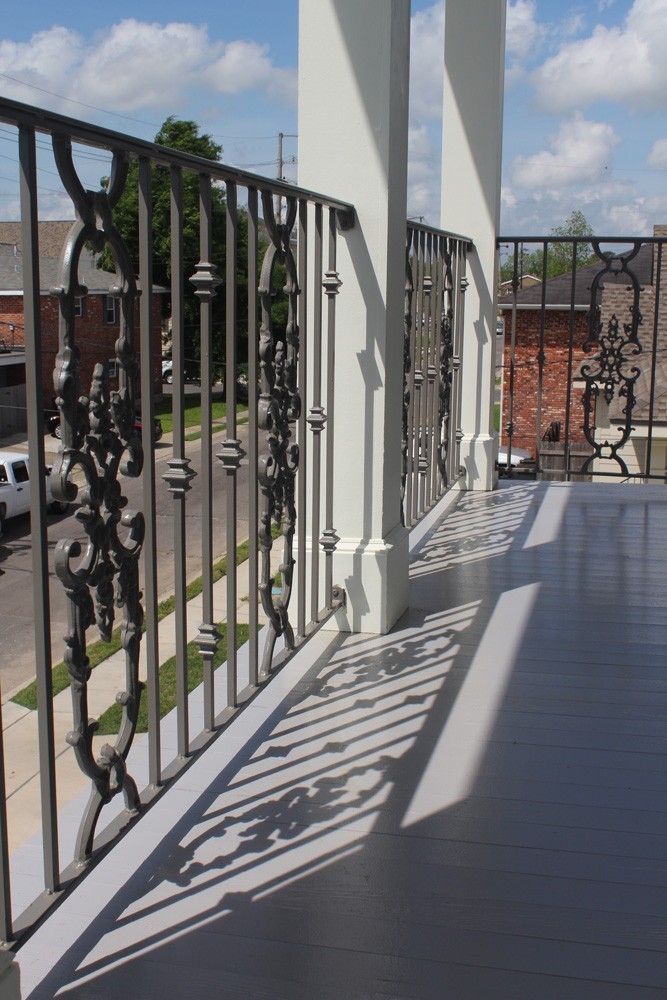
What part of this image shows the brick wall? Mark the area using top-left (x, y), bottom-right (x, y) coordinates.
top-left (500, 309), bottom-right (590, 453)
top-left (0, 293), bottom-right (163, 413)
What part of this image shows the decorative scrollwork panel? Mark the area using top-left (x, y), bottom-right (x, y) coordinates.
top-left (581, 244), bottom-right (643, 475)
top-left (257, 191), bottom-right (301, 676)
top-left (50, 136), bottom-right (144, 862)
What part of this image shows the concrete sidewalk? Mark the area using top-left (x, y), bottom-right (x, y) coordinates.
top-left (2, 553), bottom-right (267, 854)
top-left (1, 408), bottom-right (256, 855)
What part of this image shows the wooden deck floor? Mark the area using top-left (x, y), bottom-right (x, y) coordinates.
top-left (17, 481), bottom-right (667, 999)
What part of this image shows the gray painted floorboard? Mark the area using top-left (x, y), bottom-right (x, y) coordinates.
top-left (16, 482), bottom-right (667, 999)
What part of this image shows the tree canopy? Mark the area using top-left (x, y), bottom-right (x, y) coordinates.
top-left (500, 210), bottom-right (597, 286)
top-left (100, 117), bottom-right (249, 378)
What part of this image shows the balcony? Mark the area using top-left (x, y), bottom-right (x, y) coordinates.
top-left (0, 2), bottom-right (666, 998)
top-left (11, 478), bottom-right (667, 999)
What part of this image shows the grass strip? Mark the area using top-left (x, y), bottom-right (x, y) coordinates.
top-left (12, 629), bottom-right (125, 711)
top-left (184, 413), bottom-right (249, 443)
top-left (11, 538), bottom-right (257, 710)
top-left (11, 523), bottom-right (278, 710)
top-left (154, 394), bottom-right (227, 435)
top-left (153, 394), bottom-right (249, 435)
top-left (95, 623), bottom-right (250, 735)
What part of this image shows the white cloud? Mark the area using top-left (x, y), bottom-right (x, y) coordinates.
top-left (409, 4), bottom-right (445, 121)
top-left (647, 138), bottom-right (667, 169)
top-left (506, 0), bottom-right (543, 63)
top-left (407, 125), bottom-right (440, 221)
top-left (0, 27), bottom-right (84, 108)
top-left (501, 172), bottom-right (650, 236)
top-left (206, 41), bottom-right (296, 103)
top-left (532, 0), bottom-right (667, 113)
top-left (512, 114), bottom-right (620, 188)
top-left (605, 202), bottom-right (648, 232)
top-left (0, 20), bottom-right (295, 117)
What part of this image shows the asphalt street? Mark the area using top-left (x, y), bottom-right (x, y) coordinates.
top-left (0, 422), bottom-right (251, 697)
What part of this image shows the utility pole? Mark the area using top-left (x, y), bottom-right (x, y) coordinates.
top-left (276, 132), bottom-right (297, 225)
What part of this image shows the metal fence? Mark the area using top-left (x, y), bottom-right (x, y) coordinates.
top-left (498, 235), bottom-right (667, 483)
top-left (402, 223), bottom-right (469, 526)
top-left (0, 96), bottom-right (354, 944)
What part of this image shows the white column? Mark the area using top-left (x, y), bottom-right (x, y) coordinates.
top-left (298, 0), bottom-right (411, 633)
top-left (441, 0), bottom-right (507, 491)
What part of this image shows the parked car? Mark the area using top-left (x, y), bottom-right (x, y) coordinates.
top-left (0, 451), bottom-right (68, 535)
top-left (497, 443), bottom-right (535, 477)
top-left (47, 413), bottom-right (163, 442)
top-left (162, 359), bottom-right (173, 384)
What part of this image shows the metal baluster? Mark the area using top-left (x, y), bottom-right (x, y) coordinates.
top-left (308, 204), bottom-right (324, 621)
top-left (646, 240), bottom-right (662, 478)
top-left (247, 188), bottom-right (259, 688)
top-left (414, 230), bottom-right (427, 518)
top-left (163, 165), bottom-right (195, 758)
top-left (20, 124), bottom-right (59, 891)
top-left (322, 208), bottom-right (341, 608)
top-left (297, 200), bottom-right (308, 638)
top-left (453, 244), bottom-right (468, 481)
top-left (421, 233), bottom-right (434, 511)
top-left (534, 242), bottom-right (548, 478)
top-left (562, 242), bottom-right (578, 481)
top-left (506, 241), bottom-right (520, 477)
top-left (406, 231), bottom-right (418, 527)
top-left (429, 237), bottom-right (443, 503)
top-left (192, 173), bottom-right (221, 732)
top-left (401, 228), bottom-right (414, 525)
top-left (218, 181), bottom-right (243, 707)
top-left (0, 694), bottom-right (11, 943)
top-left (138, 156), bottom-right (161, 787)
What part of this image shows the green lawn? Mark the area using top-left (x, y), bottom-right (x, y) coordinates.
top-left (11, 537), bottom-right (254, 711)
top-left (96, 623), bottom-right (250, 735)
top-left (154, 393), bottom-right (230, 435)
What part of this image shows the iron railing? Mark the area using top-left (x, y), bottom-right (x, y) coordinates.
top-left (402, 223), bottom-right (469, 526)
top-left (497, 235), bottom-right (667, 482)
top-left (0, 96), bottom-right (354, 944)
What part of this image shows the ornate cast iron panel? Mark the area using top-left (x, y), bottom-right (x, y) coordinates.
top-left (50, 135), bottom-right (143, 862)
top-left (436, 239), bottom-right (455, 486)
top-left (257, 191), bottom-right (301, 676)
top-left (401, 229), bottom-right (414, 525)
top-left (581, 243), bottom-right (643, 475)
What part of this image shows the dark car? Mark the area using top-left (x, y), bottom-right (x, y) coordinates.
top-left (47, 413), bottom-right (163, 442)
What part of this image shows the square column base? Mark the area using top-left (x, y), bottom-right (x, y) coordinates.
top-left (327, 522), bottom-right (409, 634)
top-left (455, 433), bottom-right (499, 492)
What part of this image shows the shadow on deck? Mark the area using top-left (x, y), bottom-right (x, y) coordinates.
top-left (17, 481), bottom-right (667, 999)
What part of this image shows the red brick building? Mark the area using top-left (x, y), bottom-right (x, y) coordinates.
top-left (498, 230), bottom-right (666, 468)
top-left (0, 222), bottom-right (164, 436)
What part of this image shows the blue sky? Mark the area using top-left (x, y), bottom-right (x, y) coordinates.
top-left (1, 0), bottom-right (666, 234)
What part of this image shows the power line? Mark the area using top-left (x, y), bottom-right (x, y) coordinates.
top-left (0, 72), bottom-right (160, 128)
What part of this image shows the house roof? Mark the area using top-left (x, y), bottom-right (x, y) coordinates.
top-left (499, 243), bottom-right (655, 310)
top-left (0, 221), bottom-right (74, 259)
top-left (0, 243), bottom-right (121, 294)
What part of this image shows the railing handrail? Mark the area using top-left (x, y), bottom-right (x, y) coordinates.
top-left (409, 219), bottom-right (473, 248)
top-left (499, 234), bottom-right (667, 244)
top-left (0, 95), bottom-right (355, 219)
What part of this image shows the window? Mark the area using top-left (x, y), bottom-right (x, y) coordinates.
top-left (74, 297), bottom-right (86, 318)
top-left (103, 296), bottom-right (117, 324)
top-left (11, 461), bottom-right (29, 484)
top-left (106, 359), bottom-right (117, 380)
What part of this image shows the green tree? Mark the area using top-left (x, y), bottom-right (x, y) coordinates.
top-left (99, 117), bottom-right (249, 377)
top-left (500, 210), bottom-right (597, 285)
